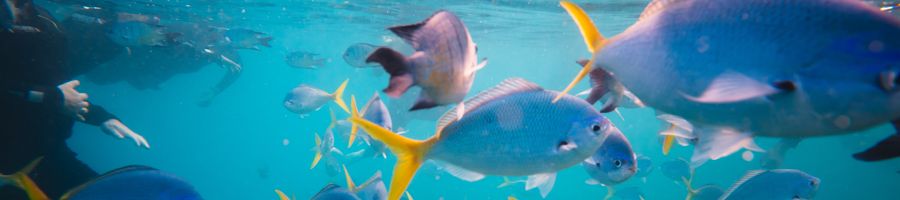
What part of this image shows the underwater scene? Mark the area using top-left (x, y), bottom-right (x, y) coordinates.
top-left (3, 0), bottom-right (900, 199)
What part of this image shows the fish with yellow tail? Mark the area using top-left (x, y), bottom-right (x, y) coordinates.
top-left (365, 10), bottom-right (487, 111)
top-left (284, 79), bottom-right (349, 115)
top-left (347, 78), bottom-right (614, 200)
top-left (311, 109), bottom-right (344, 177)
top-left (556, 0), bottom-right (900, 169)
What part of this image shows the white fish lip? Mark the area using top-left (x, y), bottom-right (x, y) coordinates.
top-left (557, 140), bottom-right (578, 152)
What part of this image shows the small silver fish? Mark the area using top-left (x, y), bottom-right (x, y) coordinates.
top-left (286, 51), bottom-right (327, 69)
top-left (343, 43), bottom-right (380, 68)
top-left (311, 122), bottom-right (343, 177)
top-left (582, 130), bottom-right (637, 199)
top-left (224, 28), bottom-right (272, 50)
top-left (721, 169), bottom-right (820, 200)
top-left (348, 92), bottom-right (393, 154)
top-left (365, 10), bottom-right (487, 111)
top-left (348, 78), bottom-right (613, 199)
top-left (283, 79), bottom-right (348, 115)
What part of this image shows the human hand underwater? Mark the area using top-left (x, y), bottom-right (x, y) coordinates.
top-left (58, 80), bottom-right (89, 121)
top-left (102, 119), bottom-right (151, 149)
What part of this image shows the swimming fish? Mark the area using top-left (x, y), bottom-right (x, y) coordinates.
top-left (634, 155), bottom-right (653, 182)
top-left (348, 92), bottom-right (394, 152)
top-left (60, 165), bottom-right (203, 200)
top-left (1, 0), bottom-right (40, 33)
top-left (344, 167), bottom-right (388, 200)
top-left (311, 109), bottom-right (344, 177)
top-left (347, 78), bottom-right (613, 200)
top-left (660, 158), bottom-right (691, 184)
top-left (582, 130), bottom-right (637, 200)
top-left (720, 169), bottom-right (820, 200)
top-left (343, 43), bottom-right (380, 68)
top-left (311, 184), bottom-right (361, 200)
top-left (557, 0), bottom-right (900, 168)
top-left (286, 51), bottom-right (327, 69)
top-left (283, 79), bottom-right (349, 115)
top-left (106, 21), bottom-right (175, 46)
top-left (365, 10), bottom-right (487, 111)
top-left (223, 28), bottom-right (272, 50)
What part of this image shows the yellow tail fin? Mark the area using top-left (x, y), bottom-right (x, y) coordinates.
top-left (347, 100), bottom-right (435, 200)
top-left (311, 133), bottom-right (323, 169)
top-left (332, 79), bottom-right (350, 113)
top-left (663, 135), bottom-right (675, 155)
top-left (348, 95), bottom-right (360, 148)
top-left (343, 165), bottom-right (358, 192)
top-left (553, 1), bottom-right (608, 102)
top-left (274, 189), bottom-right (289, 200)
top-left (0, 157), bottom-right (49, 200)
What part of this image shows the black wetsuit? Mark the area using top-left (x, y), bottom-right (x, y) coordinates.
top-left (0, 3), bottom-right (117, 199)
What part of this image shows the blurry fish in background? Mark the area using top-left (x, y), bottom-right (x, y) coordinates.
top-left (283, 79), bottom-right (349, 115)
top-left (1, 0), bottom-right (40, 32)
top-left (347, 78), bottom-right (614, 199)
top-left (311, 110), bottom-right (344, 177)
top-left (558, 0), bottom-right (900, 169)
top-left (343, 43), bottom-right (380, 68)
top-left (365, 10), bottom-right (487, 111)
top-left (612, 186), bottom-right (644, 200)
top-left (286, 51), bottom-right (328, 69)
top-left (582, 130), bottom-right (636, 200)
top-left (106, 21), bottom-right (177, 47)
top-left (720, 169), bottom-right (819, 200)
top-left (310, 184), bottom-right (360, 200)
top-left (223, 28), bottom-right (272, 50)
top-left (344, 167), bottom-right (388, 200)
top-left (685, 184), bottom-right (724, 200)
top-left (572, 60), bottom-right (644, 113)
top-left (346, 93), bottom-right (393, 158)
top-left (634, 155), bottom-right (653, 183)
top-left (656, 114), bottom-right (695, 155)
top-left (660, 158), bottom-right (691, 185)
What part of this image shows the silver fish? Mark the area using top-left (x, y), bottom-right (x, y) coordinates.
top-left (582, 130), bottom-right (637, 199)
top-left (286, 51), bottom-right (327, 69)
top-left (349, 78), bottom-right (613, 199)
top-left (721, 169), bottom-right (820, 200)
top-left (558, 0), bottom-right (900, 168)
top-left (348, 92), bottom-right (393, 156)
top-left (365, 10), bottom-right (487, 111)
top-left (283, 79), bottom-right (348, 115)
top-left (343, 43), bottom-right (380, 68)
top-left (224, 28), bottom-right (272, 50)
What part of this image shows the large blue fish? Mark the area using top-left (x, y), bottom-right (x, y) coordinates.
top-left (365, 10), bottom-right (487, 111)
top-left (348, 78), bottom-right (614, 200)
top-left (557, 0), bottom-right (900, 168)
top-left (63, 165), bottom-right (203, 200)
top-left (720, 169), bottom-right (820, 200)
top-left (582, 130), bottom-right (637, 199)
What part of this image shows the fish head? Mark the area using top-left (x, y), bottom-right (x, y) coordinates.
top-left (789, 172), bottom-right (820, 200)
top-left (563, 115), bottom-right (616, 160)
top-left (582, 130), bottom-right (637, 184)
top-left (283, 91), bottom-right (303, 113)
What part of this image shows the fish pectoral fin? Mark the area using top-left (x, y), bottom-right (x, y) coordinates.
top-left (438, 161), bottom-right (485, 182)
top-left (584, 178), bottom-right (600, 185)
top-left (684, 71), bottom-right (780, 103)
top-left (853, 120), bottom-right (900, 161)
top-left (525, 173), bottom-right (557, 198)
top-left (690, 128), bottom-right (763, 169)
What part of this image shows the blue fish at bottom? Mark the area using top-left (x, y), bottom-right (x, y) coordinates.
top-left (720, 169), bottom-right (819, 200)
top-left (62, 165), bottom-right (203, 200)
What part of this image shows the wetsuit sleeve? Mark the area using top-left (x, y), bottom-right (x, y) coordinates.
top-left (2, 80), bottom-right (64, 109)
top-left (81, 103), bottom-right (118, 126)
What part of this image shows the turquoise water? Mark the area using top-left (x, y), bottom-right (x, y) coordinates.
top-left (37, 0), bottom-right (900, 199)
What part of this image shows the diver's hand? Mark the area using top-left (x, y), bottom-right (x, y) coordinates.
top-left (102, 119), bottom-right (151, 149)
top-left (58, 80), bottom-right (89, 121)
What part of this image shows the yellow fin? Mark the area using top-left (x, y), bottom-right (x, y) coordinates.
top-left (507, 196), bottom-right (518, 200)
top-left (274, 189), bottom-right (289, 200)
top-left (343, 165), bottom-right (358, 192)
top-left (311, 133), bottom-right (323, 169)
top-left (332, 79), bottom-right (350, 113)
top-left (663, 134), bottom-right (675, 155)
top-left (328, 108), bottom-right (337, 131)
top-left (347, 100), bottom-right (435, 200)
top-left (0, 157), bottom-right (49, 200)
top-left (348, 95), bottom-right (360, 148)
top-left (554, 1), bottom-right (608, 103)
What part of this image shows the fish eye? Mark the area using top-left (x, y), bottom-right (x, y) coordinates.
top-left (591, 124), bottom-right (603, 134)
top-left (810, 180), bottom-right (817, 187)
top-left (613, 160), bottom-right (622, 168)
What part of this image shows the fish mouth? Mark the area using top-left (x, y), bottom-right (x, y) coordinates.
top-left (557, 140), bottom-right (578, 152)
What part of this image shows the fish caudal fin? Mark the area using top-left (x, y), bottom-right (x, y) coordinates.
top-left (348, 96), bottom-right (361, 148)
top-left (347, 100), bottom-right (435, 200)
top-left (311, 133), bottom-right (323, 169)
top-left (343, 165), bottom-right (359, 193)
top-left (0, 157), bottom-right (49, 200)
top-left (274, 189), bottom-right (290, 200)
top-left (554, 1), bottom-right (608, 103)
top-left (331, 79), bottom-right (350, 113)
top-left (853, 120), bottom-right (900, 161)
top-left (367, 47), bottom-right (413, 98)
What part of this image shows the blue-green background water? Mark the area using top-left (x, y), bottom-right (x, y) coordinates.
top-left (35, 0), bottom-right (900, 199)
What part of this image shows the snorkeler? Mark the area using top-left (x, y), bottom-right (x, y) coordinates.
top-left (0, 1), bottom-right (148, 199)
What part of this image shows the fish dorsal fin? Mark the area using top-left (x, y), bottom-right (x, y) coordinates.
top-left (639, 0), bottom-right (686, 21)
top-left (721, 170), bottom-right (766, 199)
top-left (317, 184), bottom-right (342, 194)
top-left (62, 165), bottom-right (157, 200)
top-left (356, 171), bottom-right (383, 191)
top-left (388, 10), bottom-right (451, 48)
top-left (435, 78), bottom-right (542, 135)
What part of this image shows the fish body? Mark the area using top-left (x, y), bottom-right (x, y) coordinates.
top-left (283, 80), bottom-right (348, 115)
top-left (660, 158), bottom-right (691, 183)
top-left (106, 21), bottom-right (171, 46)
top-left (559, 0), bottom-right (900, 165)
top-left (354, 172), bottom-right (387, 200)
top-left (358, 93), bottom-right (393, 157)
top-left (311, 184), bottom-right (361, 200)
top-left (286, 51), bottom-right (327, 69)
top-left (348, 78), bottom-right (613, 200)
top-left (582, 130), bottom-right (637, 185)
top-left (720, 169), bottom-right (819, 200)
top-left (365, 10), bottom-right (487, 110)
top-left (224, 28), bottom-right (272, 50)
top-left (343, 43), bottom-right (380, 68)
top-left (634, 155), bottom-right (653, 179)
top-left (63, 166), bottom-right (203, 200)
